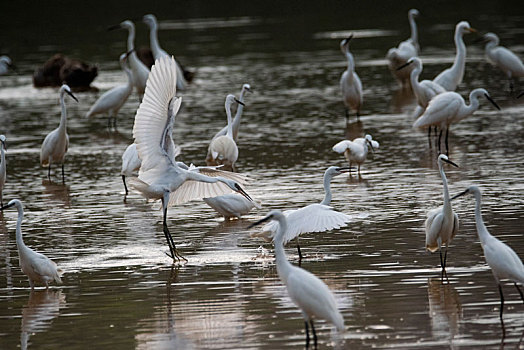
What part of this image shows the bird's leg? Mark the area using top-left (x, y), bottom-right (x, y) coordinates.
top-left (304, 321), bottom-right (310, 348)
top-left (427, 127), bottom-right (432, 148)
top-left (61, 163), bottom-right (65, 184)
top-left (348, 161), bottom-right (352, 177)
top-left (48, 164), bottom-right (51, 180)
top-left (438, 129), bottom-right (443, 154)
top-left (345, 108), bottom-right (349, 122)
top-left (356, 110), bottom-right (360, 122)
top-left (29, 279), bottom-right (34, 290)
top-left (498, 284), bottom-right (505, 322)
top-left (310, 320), bottom-right (318, 349)
top-left (296, 236), bottom-right (303, 264)
top-left (358, 165), bottom-right (361, 178)
top-left (122, 175), bottom-right (129, 195)
top-left (515, 283), bottom-right (524, 304)
top-left (445, 129), bottom-right (450, 156)
top-left (161, 193), bottom-right (187, 263)
top-left (509, 79), bottom-right (514, 94)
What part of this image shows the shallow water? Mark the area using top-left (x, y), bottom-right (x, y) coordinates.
top-left (1, 1), bottom-right (524, 349)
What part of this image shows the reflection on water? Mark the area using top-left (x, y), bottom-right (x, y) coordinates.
top-left (427, 278), bottom-right (462, 341)
top-left (41, 180), bottom-right (71, 207)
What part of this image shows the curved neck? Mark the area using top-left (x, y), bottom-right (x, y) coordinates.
top-left (344, 48), bottom-right (355, 76)
top-left (462, 93), bottom-right (480, 117)
top-left (148, 23), bottom-right (162, 57)
top-left (273, 217), bottom-right (293, 282)
top-left (59, 92), bottom-right (68, 132)
top-left (0, 144), bottom-right (5, 165)
top-left (439, 161), bottom-right (451, 211)
top-left (15, 207), bottom-right (25, 248)
top-left (225, 103), bottom-right (233, 138)
top-left (473, 192), bottom-right (490, 244)
top-left (126, 26), bottom-right (135, 51)
top-left (410, 65), bottom-right (424, 99)
top-left (409, 15), bottom-right (418, 45)
top-left (320, 173), bottom-right (333, 205)
top-left (232, 89), bottom-right (247, 136)
top-left (449, 29), bottom-right (466, 78)
top-left (122, 62), bottom-right (133, 86)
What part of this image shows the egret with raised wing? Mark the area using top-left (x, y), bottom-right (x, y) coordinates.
top-left (340, 34), bottom-right (363, 121)
top-left (332, 134), bottom-right (379, 176)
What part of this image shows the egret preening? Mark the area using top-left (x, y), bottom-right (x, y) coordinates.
top-left (340, 35), bottom-right (363, 121)
top-left (433, 21), bottom-right (476, 91)
top-left (0, 55), bottom-right (14, 75)
top-left (0, 135), bottom-right (6, 206)
top-left (212, 83), bottom-right (252, 141)
top-left (386, 9), bottom-right (420, 87)
top-left (86, 51), bottom-right (133, 129)
top-left (424, 154), bottom-right (459, 279)
top-left (252, 166), bottom-right (352, 261)
top-left (40, 84), bottom-right (78, 183)
top-left (413, 88), bottom-right (500, 154)
top-left (130, 56), bottom-right (255, 261)
top-left (332, 134), bottom-right (379, 176)
top-left (248, 210), bottom-right (345, 347)
top-left (0, 200), bottom-right (63, 289)
top-left (451, 186), bottom-right (524, 327)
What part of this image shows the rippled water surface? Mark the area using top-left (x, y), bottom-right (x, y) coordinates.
top-left (1, 1), bottom-right (524, 349)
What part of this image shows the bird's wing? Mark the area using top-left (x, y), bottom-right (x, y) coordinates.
top-left (483, 237), bottom-right (524, 284)
top-left (333, 140), bottom-right (360, 154)
top-left (30, 253), bottom-right (61, 283)
top-left (492, 47), bottom-right (524, 75)
top-left (425, 207), bottom-right (443, 252)
top-left (413, 93), bottom-right (461, 128)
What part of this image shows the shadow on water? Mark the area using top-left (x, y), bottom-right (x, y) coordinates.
top-left (41, 180), bottom-right (71, 207)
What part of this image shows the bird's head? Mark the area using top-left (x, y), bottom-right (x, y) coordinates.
top-left (225, 94), bottom-right (245, 108)
top-left (0, 199), bottom-right (22, 212)
top-left (457, 21), bottom-right (476, 35)
top-left (0, 135), bottom-right (6, 150)
top-left (340, 34), bottom-right (353, 51)
top-left (60, 84), bottom-right (78, 102)
top-left (325, 166), bottom-right (351, 178)
top-left (409, 9), bottom-right (420, 18)
top-left (143, 14), bottom-right (157, 27)
top-left (222, 179), bottom-right (254, 203)
top-left (438, 154), bottom-right (459, 167)
top-left (365, 134), bottom-right (378, 152)
top-left (108, 20), bottom-right (133, 32)
top-left (247, 209), bottom-right (284, 229)
top-left (473, 89), bottom-right (500, 110)
top-left (451, 185), bottom-right (481, 201)
top-left (242, 84), bottom-right (252, 94)
top-left (396, 57), bottom-right (421, 71)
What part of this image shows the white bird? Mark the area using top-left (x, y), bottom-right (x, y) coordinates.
top-left (0, 135), bottom-right (6, 206)
top-left (252, 166), bottom-right (352, 260)
top-left (413, 88), bottom-right (500, 153)
top-left (386, 9), bottom-right (420, 87)
top-left (332, 134), bottom-right (379, 176)
top-left (248, 209), bottom-right (344, 347)
top-left (212, 83), bottom-right (252, 141)
top-left (0, 55), bottom-right (14, 75)
top-left (481, 32), bottom-right (524, 92)
top-left (425, 154), bottom-right (459, 277)
top-left (203, 193), bottom-right (261, 220)
top-left (206, 94), bottom-right (243, 172)
top-left (86, 51), bottom-right (133, 129)
top-left (0, 199), bottom-right (63, 289)
top-left (143, 14), bottom-right (188, 91)
top-left (40, 84), bottom-right (78, 182)
top-left (433, 21), bottom-right (476, 91)
top-left (129, 55), bottom-right (255, 261)
top-left (340, 35), bottom-right (363, 120)
top-left (451, 186), bottom-right (524, 324)
top-left (120, 143), bottom-right (142, 195)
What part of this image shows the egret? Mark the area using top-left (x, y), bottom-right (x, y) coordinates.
top-left (40, 84), bottom-right (78, 182)
top-left (248, 210), bottom-right (345, 347)
top-left (108, 20), bottom-right (150, 98)
top-left (332, 134), bottom-right (379, 176)
top-left (340, 35), bottom-right (363, 121)
top-left (413, 88), bottom-right (500, 153)
top-left (121, 143), bottom-right (141, 195)
top-left (386, 9), bottom-right (420, 87)
top-left (0, 135), bottom-right (6, 206)
top-left (451, 186), bottom-right (524, 325)
top-left (0, 55), bottom-right (14, 75)
top-left (130, 56), bottom-right (254, 261)
top-left (143, 14), bottom-right (188, 90)
top-left (481, 32), bottom-right (524, 92)
top-left (86, 51), bottom-right (133, 129)
top-left (0, 199), bottom-right (63, 289)
top-left (206, 94), bottom-right (244, 172)
top-left (212, 83), bottom-right (252, 141)
top-left (252, 166), bottom-right (352, 261)
top-left (425, 154), bottom-right (459, 278)
top-left (203, 193), bottom-right (261, 220)
top-left (433, 21), bottom-right (476, 91)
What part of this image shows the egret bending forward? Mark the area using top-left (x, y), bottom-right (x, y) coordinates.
top-left (249, 210), bottom-right (344, 347)
top-left (332, 134), bottom-right (378, 176)
top-left (0, 135), bottom-right (6, 206)
top-left (340, 35), bottom-right (363, 121)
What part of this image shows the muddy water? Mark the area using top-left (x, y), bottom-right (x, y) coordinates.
top-left (1, 1), bottom-right (524, 349)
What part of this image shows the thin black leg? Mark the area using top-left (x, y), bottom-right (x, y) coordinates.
top-left (122, 175), bottom-right (128, 195)
top-left (438, 129), bottom-right (443, 154)
top-left (296, 236), bottom-right (303, 265)
top-left (161, 195), bottom-right (187, 263)
top-left (515, 283), bottom-right (524, 304)
top-left (305, 321), bottom-right (310, 349)
top-left (445, 129), bottom-right (450, 156)
top-left (48, 164), bottom-right (51, 180)
top-left (356, 110), bottom-right (360, 122)
top-left (310, 320), bottom-right (318, 349)
top-left (427, 127), bottom-right (432, 147)
top-left (61, 163), bottom-right (65, 183)
top-left (498, 284), bottom-right (505, 322)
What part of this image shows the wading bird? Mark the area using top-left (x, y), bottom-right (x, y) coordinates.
top-left (40, 84), bottom-right (78, 182)
top-left (0, 199), bottom-right (63, 289)
top-left (121, 143), bottom-right (141, 195)
top-left (0, 135), bottom-right (6, 206)
top-left (332, 134), bottom-right (379, 176)
top-left (248, 210), bottom-right (345, 348)
top-left (212, 83), bottom-right (252, 141)
top-left (0, 56), bottom-right (14, 75)
top-left (203, 193), bottom-right (261, 220)
top-left (340, 35), bottom-right (363, 121)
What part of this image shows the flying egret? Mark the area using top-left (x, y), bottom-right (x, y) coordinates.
top-left (86, 51), bottom-right (133, 129)
top-left (0, 135), bottom-right (6, 206)
top-left (451, 186), bottom-right (524, 325)
top-left (0, 55), bottom-right (15, 75)
top-left (332, 134), bottom-right (379, 176)
top-left (108, 20), bottom-right (150, 98)
top-left (425, 154), bottom-right (459, 278)
top-left (40, 84), bottom-right (78, 182)
top-left (252, 166), bottom-right (352, 261)
top-left (212, 83), bottom-right (252, 141)
top-left (340, 34), bottom-right (363, 121)
top-left (206, 94), bottom-right (244, 172)
top-left (130, 55), bottom-right (254, 261)
top-left (433, 21), bottom-right (476, 91)
top-left (413, 88), bottom-right (500, 153)
top-left (480, 32), bottom-right (524, 92)
top-left (0, 200), bottom-right (63, 289)
top-left (386, 9), bottom-right (420, 87)
top-left (248, 210), bottom-right (345, 347)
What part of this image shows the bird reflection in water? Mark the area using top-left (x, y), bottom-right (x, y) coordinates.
top-left (344, 120), bottom-right (364, 142)
top-left (0, 219), bottom-right (14, 295)
top-left (41, 180), bottom-right (71, 208)
top-left (427, 278), bottom-right (462, 342)
top-left (389, 85), bottom-right (416, 114)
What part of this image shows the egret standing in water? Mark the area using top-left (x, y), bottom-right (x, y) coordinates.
top-left (0, 199), bottom-right (63, 289)
top-left (425, 154), bottom-right (459, 279)
top-left (451, 186), bottom-right (524, 327)
top-left (0, 135), bottom-right (6, 206)
top-left (332, 134), bottom-right (379, 176)
top-left (340, 34), bottom-right (363, 121)
top-left (120, 143), bottom-right (141, 196)
top-left (212, 83), bottom-right (252, 141)
top-left (130, 56), bottom-right (254, 261)
top-left (249, 210), bottom-right (345, 347)
top-left (40, 84), bottom-right (78, 182)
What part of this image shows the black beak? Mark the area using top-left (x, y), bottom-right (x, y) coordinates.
top-left (107, 24), bottom-right (122, 31)
top-left (235, 183), bottom-right (252, 202)
top-left (335, 166), bottom-right (351, 173)
top-left (247, 215), bottom-right (272, 229)
top-left (517, 91), bottom-right (524, 99)
top-left (234, 98), bottom-right (245, 106)
top-left (0, 202), bottom-right (15, 211)
top-left (246, 87), bottom-right (253, 94)
top-left (396, 60), bottom-right (412, 71)
top-left (442, 158), bottom-right (459, 168)
top-left (66, 90), bottom-right (78, 102)
top-left (367, 140), bottom-right (375, 153)
top-left (484, 93), bottom-right (500, 110)
top-left (450, 189), bottom-right (469, 201)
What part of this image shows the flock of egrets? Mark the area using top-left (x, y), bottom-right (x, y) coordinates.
top-left (0, 9), bottom-right (523, 346)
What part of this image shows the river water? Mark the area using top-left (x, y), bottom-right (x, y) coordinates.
top-left (1, 1), bottom-right (523, 349)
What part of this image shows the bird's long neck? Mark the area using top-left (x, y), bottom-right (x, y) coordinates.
top-left (225, 102), bottom-right (234, 138)
top-left (186, 171), bottom-right (221, 184)
top-left (473, 191), bottom-right (490, 245)
top-left (58, 92), bottom-right (68, 133)
top-left (409, 14), bottom-right (418, 48)
top-left (344, 48), bottom-right (355, 77)
top-left (449, 29), bottom-right (466, 84)
top-left (232, 90), bottom-right (247, 140)
top-left (320, 172), bottom-right (333, 205)
top-left (410, 64), bottom-right (424, 101)
top-left (148, 22), bottom-right (162, 58)
top-left (0, 144), bottom-right (5, 167)
top-left (273, 217), bottom-right (293, 283)
top-left (126, 26), bottom-right (135, 51)
top-left (123, 61), bottom-right (134, 88)
top-left (461, 92), bottom-right (480, 119)
top-left (15, 206), bottom-right (25, 250)
top-left (439, 161), bottom-right (452, 214)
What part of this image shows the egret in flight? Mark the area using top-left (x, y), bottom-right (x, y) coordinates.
top-left (0, 199), bottom-right (63, 289)
top-left (212, 83), bottom-right (252, 141)
top-left (40, 84), bottom-right (78, 183)
top-left (340, 34), bottom-right (363, 121)
top-left (0, 135), bottom-right (6, 206)
top-left (130, 56), bottom-right (254, 261)
top-left (332, 134), bottom-right (379, 176)
top-left (249, 210), bottom-right (345, 347)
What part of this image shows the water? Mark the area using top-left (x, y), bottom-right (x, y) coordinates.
top-left (1, 1), bottom-right (524, 349)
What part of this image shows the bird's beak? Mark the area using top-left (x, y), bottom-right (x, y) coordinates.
top-left (367, 140), bottom-right (375, 153)
top-left (0, 202), bottom-right (15, 211)
top-left (484, 93), bottom-right (501, 110)
top-left (246, 87), bottom-right (253, 94)
top-left (66, 90), bottom-right (79, 102)
top-left (235, 184), bottom-right (253, 202)
top-left (107, 24), bottom-right (122, 31)
top-left (234, 98), bottom-right (245, 106)
top-left (247, 215), bottom-right (272, 229)
top-left (335, 166), bottom-right (351, 173)
top-left (450, 188), bottom-right (469, 201)
top-left (343, 34), bottom-right (354, 44)
top-left (442, 158), bottom-right (459, 168)
top-left (467, 27), bottom-right (477, 33)
top-left (396, 60), bottom-right (412, 71)
top-left (518, 91), bottom-right (524, 99)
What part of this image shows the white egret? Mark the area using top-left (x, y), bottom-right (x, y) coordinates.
top-left (40, 84), bottom-right (78, 182)
top-left (248, 210), bottom-right (345, 347)
top-left (203, 193), bottom-right (261, 220)
top-left (252, 166), bottom-right (352, 261)
top-left (0, 199), bottom-right (63, 289)
top-left (386, 9), bottom-right (420, 87)
top-left (451, 186), bottom-right (524, 324)
top-left (340, 35), bottom-right (363, 120)
top-left (130, 55), bottom-right (255, 261)
top-left (0, 135), bottom-right (6, 206)
top-left (0, 55), bottom-right (14, 75)
top-left (425, 154), bottom-right (459, 277)
top-left (86, 51), bottom-right (133, 129)
top-left (413, 88), bottom-right (500, 153)
top-left (143, 14), bottom-right (188, 91)
top-left (212, 83), bottom-right (252, 141)
top-left (433, 21), bottom-right (476, 91)
top-left (206, 94), bottom-right (243, 172)
top-left (332, 134), bottom-right (379, 176)
top-left (120, 143), bottom-right (141, 195)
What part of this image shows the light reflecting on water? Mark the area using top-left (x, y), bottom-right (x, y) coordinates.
top-left (1, 1), bottom-right (524, 349)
